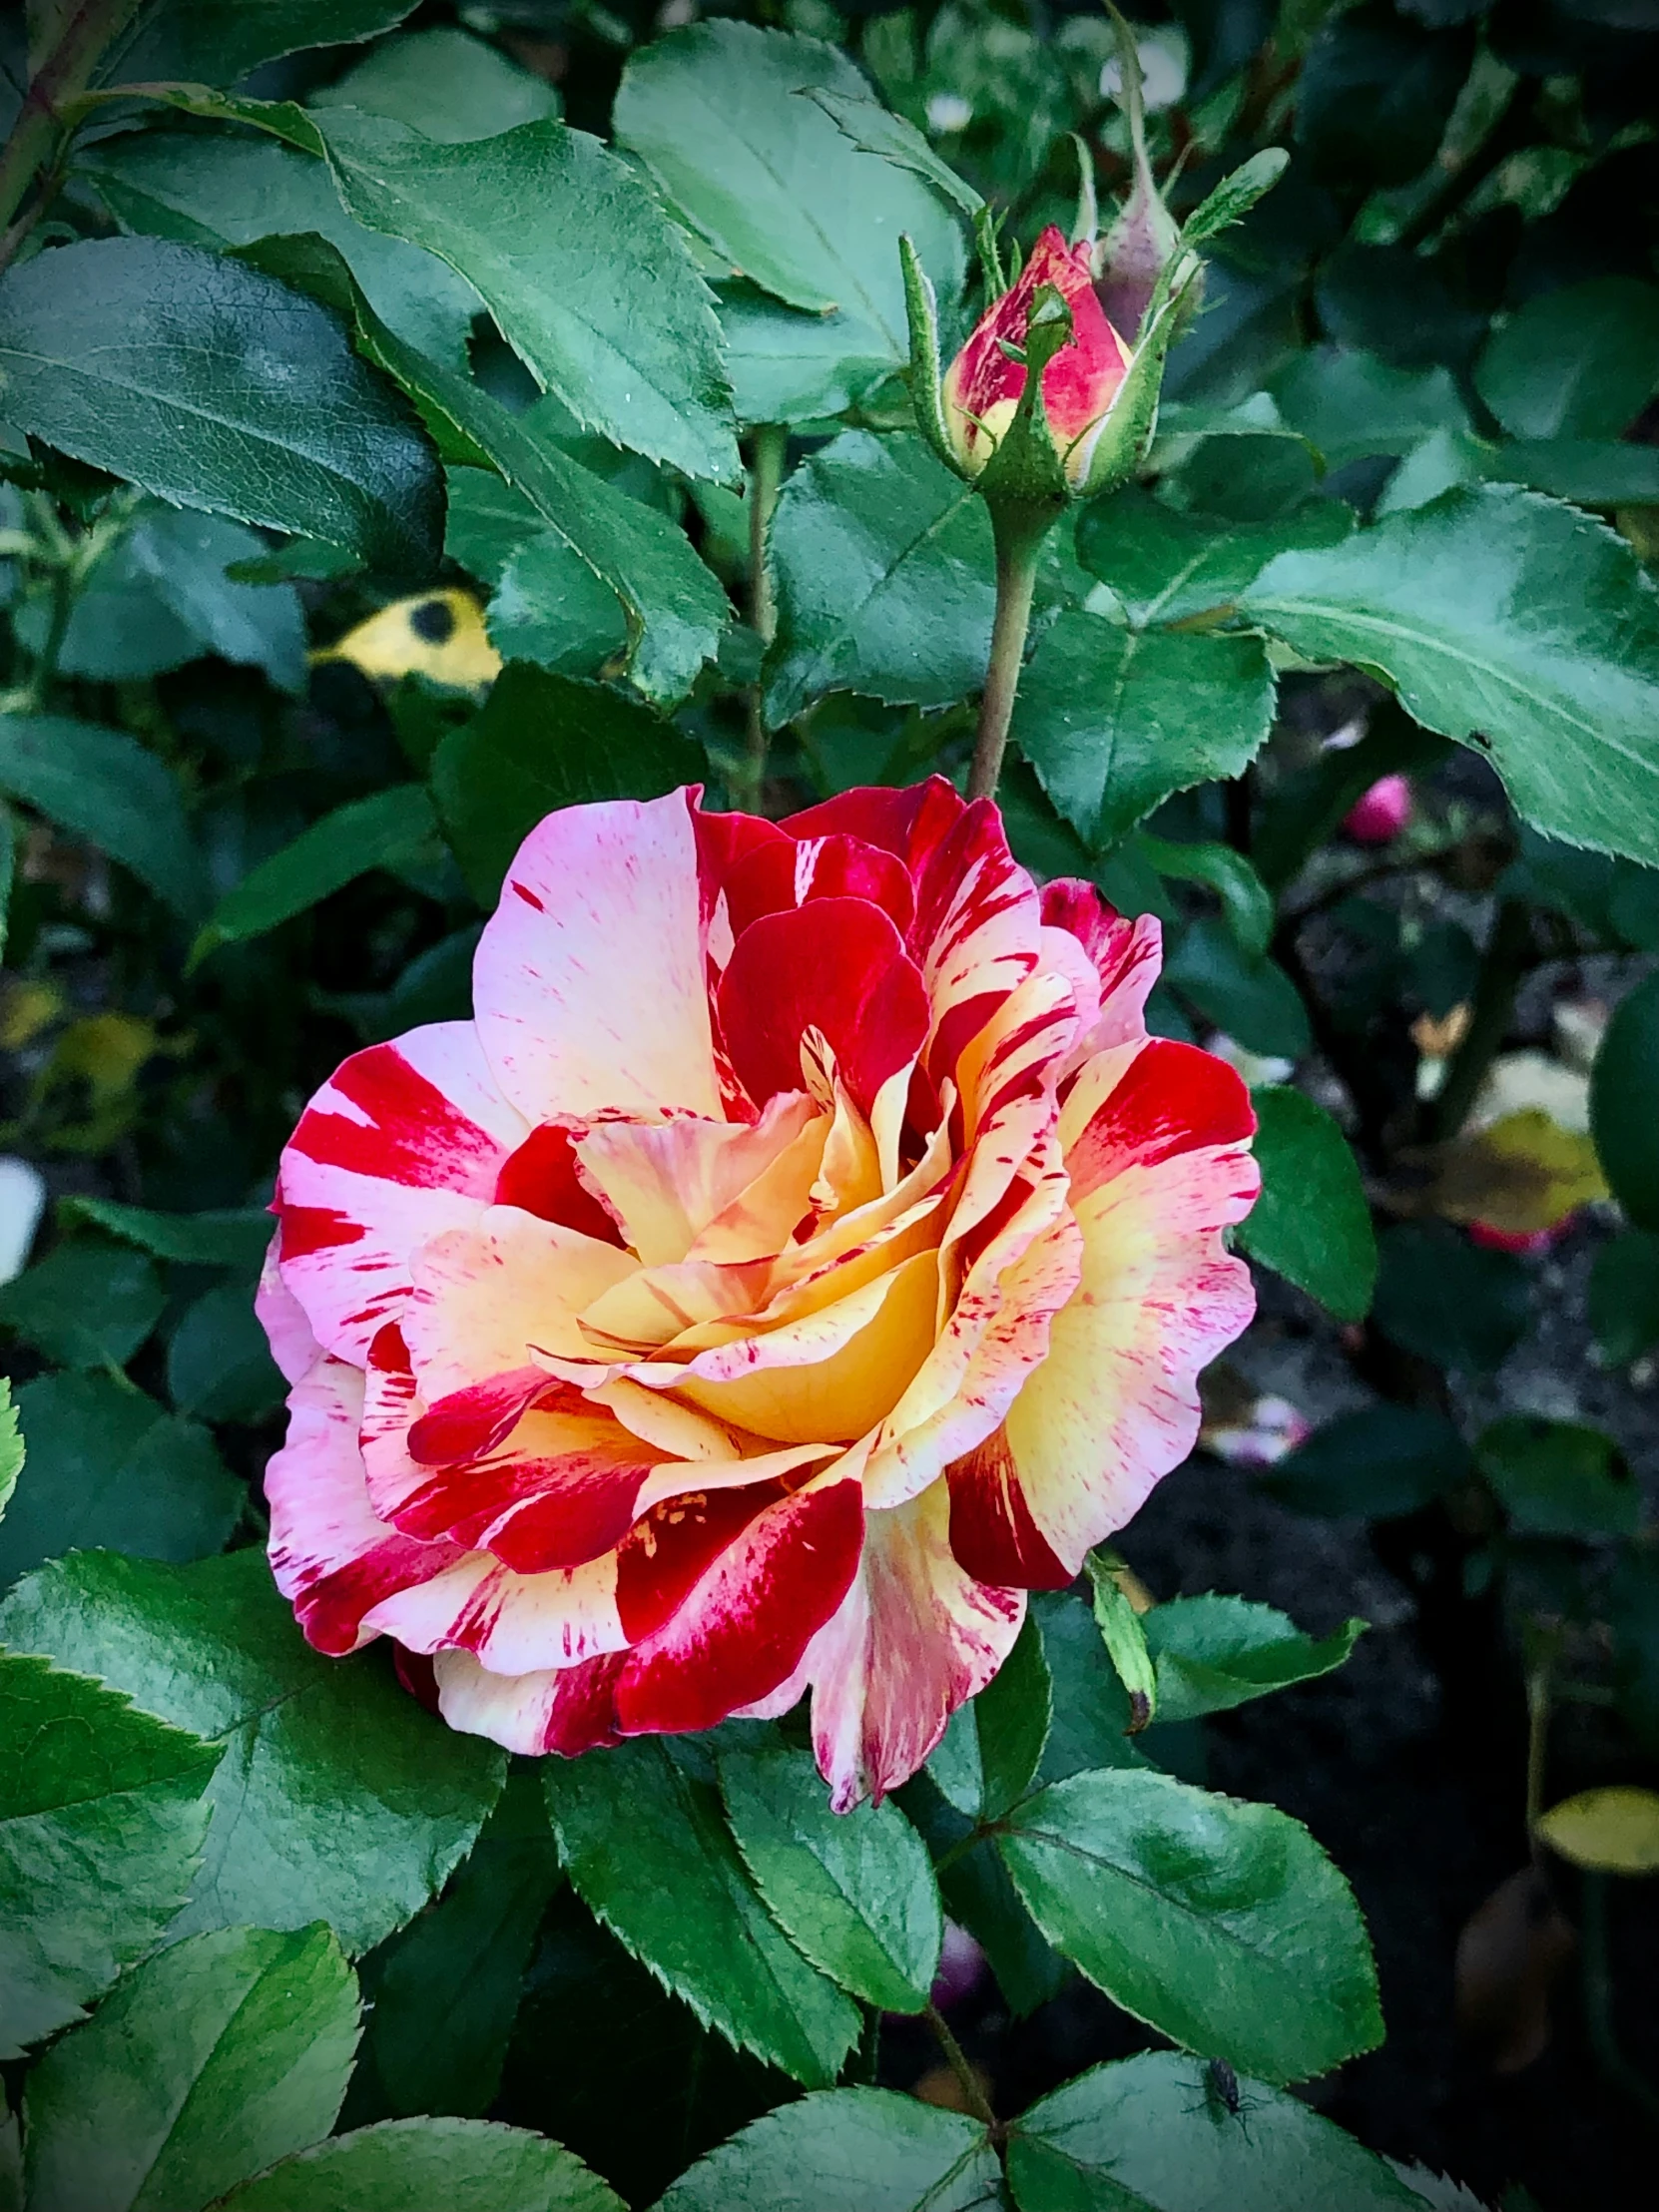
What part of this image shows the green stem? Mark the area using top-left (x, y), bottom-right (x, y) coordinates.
top-left (967, 502), bottom-right (1051, 804)
top-left (0, 0), bottom-right (141, 272)
top-left (1523, 1651), bottom-right (1553, 1863)
top-left (1428, 896), bottom-right (1533, 1142)
top-left (742, 421), bottom-right (788, 812)
top-left (923, 2001), bottom-right (999, 2135)
top-left (1582, 1873), bottom-right (1659, 2126)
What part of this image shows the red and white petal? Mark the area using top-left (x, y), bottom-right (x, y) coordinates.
top-left (372, 1549), bottom-right (625, 1674)
top-left (266, 1357), bottom-right (464, 1658)
top-left (806, 1479), bottom-right (1024, 1812)
top-left (257, 1231), bottom-right (320, 1383)
top-left (276, 1023), bottom-right (527, 1363)
top-left (612, 1473), bottom-right (865, 1736)
top-left (724, 830), bottom-right (917, 943)
top-left (432, 1648), bottom-right (624, 1757)
top-left (473, 790), bottom-right (720, 1125)
top-left (1041, 883), bottom-right (1162, 1069)
top-left (576, 1093), bottom-right (820, 1268)
top-left (996, 1043), bottom-right (1258, 1573)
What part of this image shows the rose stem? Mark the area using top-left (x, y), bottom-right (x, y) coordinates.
top-left (742, 420), bottom-right (788, 811)
top-left (966, 502), bottom-right (1049, 804)
top-left (923, 1999), bottom-right (999, 2134)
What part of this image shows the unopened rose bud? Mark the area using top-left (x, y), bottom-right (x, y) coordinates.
top-left (1093, 10), bottom-right (1199, 340)
top-left (941, 227), bottom-right (1132, 489)
top-left (1343, 774), bottom-right (1413, 844)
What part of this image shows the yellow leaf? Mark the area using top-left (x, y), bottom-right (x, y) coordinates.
top-left (53, 1014), bottom-right (158, 1106)
top-left (0, 978), bottom-right (64, 1050)
top-left (1430, 1107), bottom-right (1608, 1236)
top-left (316, 589), bottom-right (501, 690)
top-left (1536, 1786), bottom-right (1659, 1875)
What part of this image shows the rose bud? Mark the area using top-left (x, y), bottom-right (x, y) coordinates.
top-left (260, 783), bottom-right (1258, 1808)
top-left (1343, 774), bottom-right (1413, 845)
top-left (1093, 17), bottom-right (1198, 342)
top-left (941, 227), bottom-right (1133, 490)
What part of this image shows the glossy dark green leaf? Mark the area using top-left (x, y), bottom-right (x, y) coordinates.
top-left (0, 1237), bottom-right (164, 1368)
top-left (56, 1197), bottom-right (271, 1274)
top-left (442, 468), bottom-right (543, 587)
top-left (1239, 487), bottom-right (1659, 868)
top-left (1235, 1085), bottom-right (1377, 1321)
top-left (0, 1373), bottom-right (241, 1590)
top-left (998, 1769), bottom-right (1382, 2081)
top-left (486, 534), bottom-right (631, 681)
top-left (1163, 921), bottom-right (1311, 1060)
top-left (1013, 617), bottom-right (1275, 849)
top-left (81, 131), bottom-right (481, 373)
top-left (166, 1285), bottom-right (284, 1422)
top-left (544, 1738), bottom-right (859, 2086)
top-left (352, 1778), bottom-right (561, 2121)
top-left (309, 25), bottom-right (560, 142)
top-left (215, 2119), bottom-right (622, 2211)
top-left (1588, 1230), bottom-right (1659, 1365)
top-left (0, 714), bottom-right (205, 917)
top-left (431, 667), bottom-right (702, 905)
top-left (0, 239), bottom-right (440, 571)
top-left (614, 23), bottom-right (963, 336)
top-left (1296, 5), bottom-right (1472, 189)
top-left (1076, 490), bottom-right (1356, 627)
top-left (1032, 1589), bottom-right (1147, 1785)
top-left (0, 1549), bottom-right (505, 1955)
top-left (22, 1923), bottom-right (357, 2212)
top-left (1135, 836), bottom-right (1274, 957)
top-left (928, 1611), bottom-right (1053, 1822)
top-left (1475, 278), bottom-right (1659, 442)
top-left (1373, 1221), bottom-right (1530, 1373)
top-left (109, 1), bottom-right (418, 86)
top-left (1591, 972), bottom-right (1659, 1229)
top-left (192, 785), bottom-right (438, 964)
top-left (1474, 1417), bottom-right (1640, 1539)
top-left (718, 1740), bottom-right (942, 2013)
top-left (657, 2089), bottom-right (1001, 2212)
top-left (1141, 1596), bottom-right (1365, 1724)
top-left (719, 289), bottom-right (897, 429)
top-left (1006, 2051), bottom-right (1425, 2211)
top-left (765, 430), bottom-right (993, 726)
top-left (1262, 1403), bottom-right (1473, 1519)
top-left (309, 108), bottom-right (736, 484)
top-left (805, 87), bottom-right (984, 217)
top-left (0, 1652), bottom-right (219, 2057)
top-left (1272, 349), bottom-right (1470, 467)
top-left (901, 1776), bottom-right (1069, 2018)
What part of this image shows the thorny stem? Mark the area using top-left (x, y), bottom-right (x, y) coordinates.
top-left (0, 0), bottom-right (142, 276)
top-left (967, 502), bottom-right (1052, 804)
top-left (742, 421), bottom-right (788, 812)
top-left (923, 2001), bottom-right (999, 2136)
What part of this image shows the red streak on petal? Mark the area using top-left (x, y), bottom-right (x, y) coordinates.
top-left (290, 1039), bottom-right (504, 1191)
top-left (614, 1476), bottom-right (792, 1644)
top-left (1067, 1038), bottom-right (1255, 1204)
top-left (946, 1426), bottom-right (1071, 1588)
top-left (276, 1203), bottom-right (366, 1258)
top-left (725, 831), bottom-right (917, 942)
top-left (495, 1122), bottom-right (625, 1246)
top-left (406, 1367), bottom-right (574, 1465)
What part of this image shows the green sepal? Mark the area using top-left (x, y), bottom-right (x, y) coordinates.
top-left (1069, 132), bottom-right (1098, 250)
top-left (1181, 147), bottom-right (1292, 251)
top-left (976, 282), bottom-right (1075, 508)
top-left (1085, 1550), bottom-right (1158, 1732)
top-left (975, 205), bottom-right (1008, 297)
top-left (899, 233), bottom-right (961, 474)
top-left (1077, 261), bottom-right (1197, 497)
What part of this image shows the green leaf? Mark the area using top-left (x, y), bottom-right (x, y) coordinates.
top-left (1372, 1221), bottom-right (1529, 1374)
top-left (110, 1), bottom-right (419, 87)
top-left (80, 130), bottom-right (481, 374)
top-left (1591, 972), bottom-right (1659, 1229)
top-left (0, 1651), bottom-right (218, 2057)
top-left (1261, 1404), bottom-right (1473, 1520)
top-left (353, 1778), bottom-right (561, 2120)
top-left (657, 2088), bottom-right (1001, 2211)
top-left (212, 2118), bottom-right (623, 2212)
top-left (720, 287), bottom-right (899, 431)
top-left (1296, 5), bottom-right (1472, 192)
top-left (1014, 618), bottom-right (1275, 851)
top-left (805, 87), bottom-right (984, 217)
top-left (0, 238), bottom-right (440, 572)
top-left (929, 1610), bottom-right (1053, 1822)
top-left (1075, 487), bottom-right (1354, 629)
top-left (1180, 149), bottom-right (1292, 250)
top-left (443, 468), bottom-right (542, 587)
top-left (1005, 2050), bottom-right (1425, 2211)
top-left (1475, 278), bottom-right (1659, 442)
top-left (486, 534), bottom-right (630, 682)
top-left (1235, 1085), bottom-right (1377, 1321)
top-left (0, 1549), bottom-right (505, 1954)
top-left (1589, 1230), bottom-right (1659, 1366)
top-left (0, 1373), bottom-right (241, 1591)
top-left (1135, 836), bottom-right (1274, 957)
top-left (1238, 487), bottom-right (1659, 869)
top-left (614, 23), bottom-right (964, 341)
top-left (22, 1923), bottom-right (358, 2212)
top-left (166, 1285), bottom-right (284, 1422)
top-left (192, 785), bottom-right (438, 964)
top-left (1141, 1595), bottom-right (1365, 1725)
top-left (1085, 1554), bottom-right (1157, 1733)
top-left (544, 1737), bottom-right (859, 2087)
top-left (307, 108), bottom-right (736, 484)
top-left (0, 714), bottom-right (205, 917)
top-left (431, 667), bottom-right (703, 905)
top-left (0, 1236), bottom-right (164, 1368)
top-left (1163, 921), bottom-right (1311, 1061)
top-left (1032, 1589), bottom-right (1147, 1784)
top-left (0, 1376), bottom-right (20, 1525)
top-left (1474, 1416), bottom-right (1641, 1539)
top-left (309, 25), bottom-right (560, 142)
top-left (56, 1198), bottom-right (271, 1274)
top-left (1271, 349), bottom-right (1470, 468)
top-left (997, 1769), bottom-right (1382, 2081)
top-left (765, 430), bottom-right (993, 727)
top-left (718, 1739), bottom-right (942, 2013)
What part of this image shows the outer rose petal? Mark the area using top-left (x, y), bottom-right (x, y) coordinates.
top-left (433, 1648), bottom-right (624, 1757)
top-left (276, 1022), bottom-right (527, 1362)
top-left (993, 1039), bottom-right (1259, 1574)
top-left (257, 1232), bottom-right (320, 1384)
top-left (806, 1479), bottom-right (1024, 1812)
top-left (473, 790), bottom-right (721, 1124)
